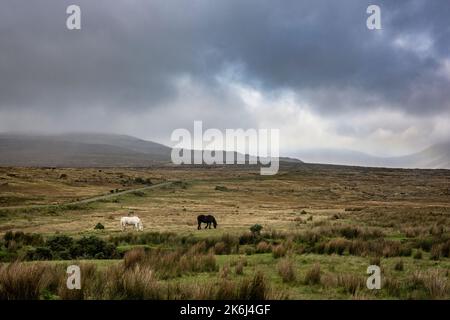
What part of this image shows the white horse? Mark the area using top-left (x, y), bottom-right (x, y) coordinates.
top-left (120, 216), bottom-right (144, 231)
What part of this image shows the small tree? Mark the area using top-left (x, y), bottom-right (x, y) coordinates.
top-left (94, 223), bottom-right (105, 230)
top-left (250, 224), bottom-right (263, 235)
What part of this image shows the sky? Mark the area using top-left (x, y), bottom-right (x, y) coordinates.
top-left (0, 0), bottom-right (449, 157)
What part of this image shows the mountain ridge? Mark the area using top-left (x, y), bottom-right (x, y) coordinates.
top-left (0, 132), bottom-right (301, 167)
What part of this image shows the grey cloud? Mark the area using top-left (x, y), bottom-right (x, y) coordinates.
top-left (0, 0), bottom-right (449, 153)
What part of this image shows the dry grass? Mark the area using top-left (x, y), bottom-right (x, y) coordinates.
top-left (256, 241), bottom-right (272, 253)
top-left (408, 270), bottom-right (449, 299)
top-left (336, 274), bottom-right (365, 296)
top-left (123, 247), bottom-right (146, 270)
top-left (277, 258), bottom-right (296, 283)
top-left (0, 262), bottom-right (52, 300)
top-left (1, 165), bottom-right (449, 300)
top-left (304, 263), bottom-right (321, 285)
top-left (0, 259), bottom-right (273, 300)
top-left (235, 260), bottom-right (245, 275)
top-left (2, 165), bottom-right (448, 238)
top-left (272, 244), bottom-right (288, 259)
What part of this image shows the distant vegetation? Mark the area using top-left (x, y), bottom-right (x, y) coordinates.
top-left (94, 223), bottom-right (105, 230)
top-left (0, 165), bottom-right (449, 300)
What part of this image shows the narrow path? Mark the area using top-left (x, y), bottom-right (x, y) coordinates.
top-left (70, 181), bottom-right (173, 205)
top-left (0, 181), bottom-right (173, 211)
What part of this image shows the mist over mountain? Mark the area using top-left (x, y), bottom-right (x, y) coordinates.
top-left (0, 133), bottom-right (171, 167)
top-left (294, 143), bottom-right (450, 169)
top-left (0, 132), bottom-right (447, 169)
top-left (0, 133), bottom-right (300, 167)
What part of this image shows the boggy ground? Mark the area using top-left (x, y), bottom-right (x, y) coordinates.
top-left (0, 164), bottom-right (449, 299)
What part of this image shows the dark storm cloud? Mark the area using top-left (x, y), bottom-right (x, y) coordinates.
top-left (0, 0), bottom-right (448, 125)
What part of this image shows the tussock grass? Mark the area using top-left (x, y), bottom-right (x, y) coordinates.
top-left (0, 262), bottom-right (52, 300)
top-left (304, 263), bottom-right (321, 285)
top-left (277, 258), bottom-right (296, 283)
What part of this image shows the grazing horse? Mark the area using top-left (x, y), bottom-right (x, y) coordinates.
top-left (120, 216), bottom-right (144, 231)
top-left (197, 215), bottom-right (217, 230)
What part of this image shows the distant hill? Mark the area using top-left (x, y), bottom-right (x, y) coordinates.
top-left (0, 133), bottom-right (171, 167)
top-left (0, 133), bottom-right (301, 167)
top-left (294, 142), bottom-right (450, 169)
top-left (387, 142), bottom-right (450, 169)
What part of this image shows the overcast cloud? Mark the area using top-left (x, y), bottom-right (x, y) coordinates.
top-left (0, 0), bottom-right (449, 156)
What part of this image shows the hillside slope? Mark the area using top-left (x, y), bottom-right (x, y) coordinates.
top-left (0, 133), bottom-right (301, 167)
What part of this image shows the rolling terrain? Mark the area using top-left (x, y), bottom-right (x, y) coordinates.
top-left (0, 164), bottom-right (449, 299)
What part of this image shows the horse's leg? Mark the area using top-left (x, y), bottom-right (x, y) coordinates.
top-left (198, 222), bottom-right (201, 230)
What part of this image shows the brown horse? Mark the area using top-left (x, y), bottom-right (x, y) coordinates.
top-left (197, 215), bottom-right (217, 229)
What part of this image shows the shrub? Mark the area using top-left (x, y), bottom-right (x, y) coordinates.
top-left (23, 233), bottom-right (45, 246)
top-left (440, 240), bottom-right (450, 258)
top-left (239, 233), bottom-right (258, 245)
top-left (277, 259), bottom-right (296, 283)
top-left (3, 231), bottom-right (14, 242)
top-left (94, 223), bottom-right (105, 230)
top-left (70, 236), bottom-right (116, 259)
top-left (46, 235), bottom-right (73, 253)
top-left (33, 247), bottom-right (53, 260)
top-left (215, 185), bottom-right (228, 192)
top-left (3, 231), bottom-right (44, 247)
top-left (250, 224), bottom-right (263, 235)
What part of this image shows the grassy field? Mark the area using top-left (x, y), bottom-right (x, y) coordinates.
top-left (0, 164), bottom-right (449, 299)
